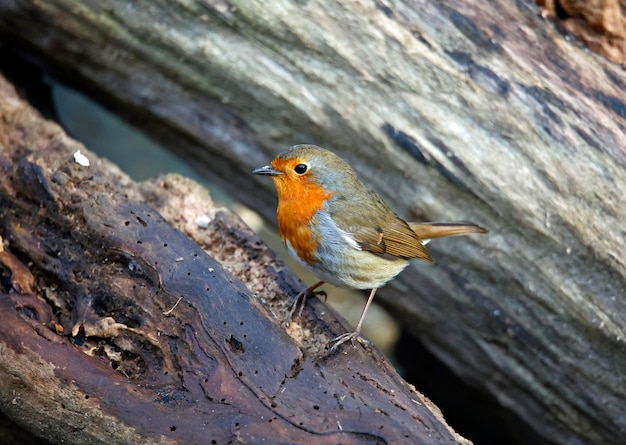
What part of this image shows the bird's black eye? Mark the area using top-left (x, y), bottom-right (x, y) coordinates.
top-left (294, 164), bottom-right (308, 174)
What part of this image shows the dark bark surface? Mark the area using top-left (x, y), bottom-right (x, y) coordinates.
top-left (0, 1), bottom-right (625, 445)
top-left (0, 74), bottom-right (467, 444)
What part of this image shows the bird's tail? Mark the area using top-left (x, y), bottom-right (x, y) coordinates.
top-left (409, 221), bottom-right (488, 243)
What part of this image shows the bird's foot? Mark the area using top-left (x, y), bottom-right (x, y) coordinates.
top-left (329, 331), bottom-right (370, 353)
top-left (285, 282), bottom-right (326, 327)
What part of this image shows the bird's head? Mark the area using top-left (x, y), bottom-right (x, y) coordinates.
top-left (252, 144), bottom-right (358, 201)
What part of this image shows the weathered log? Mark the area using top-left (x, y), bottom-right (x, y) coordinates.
top-left (0, 1), bottom-right (625, 445)
top-left (536, 0), bottom-right (626, 64)
top-left (0, 75), bottom-right (468, 444)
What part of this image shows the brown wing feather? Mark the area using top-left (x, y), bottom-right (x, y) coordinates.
top-left (328, 188), bottom-right (434, 262)
top-left (354, 217), bottom-right (434, 263)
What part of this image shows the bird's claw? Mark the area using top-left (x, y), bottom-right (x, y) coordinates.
top-left (285, 290), bottom-right (307, 326)
top-left (316, 290), bottom-right (328, 303)
top-left (329, 331), bottom-right (369, 353)
top-left (284, 288), bottom-right (326, 327)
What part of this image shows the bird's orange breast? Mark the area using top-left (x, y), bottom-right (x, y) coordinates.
top-left (273, 174), bottom-right (334, 265)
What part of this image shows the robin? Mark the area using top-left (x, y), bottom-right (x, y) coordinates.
top-left (253, 144), bottom-right (487, 351)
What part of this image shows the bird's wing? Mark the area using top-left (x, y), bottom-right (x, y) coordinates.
top-left (328, 188), bottom-right (434, 262)
top-left (352, 216), bottom-right (434, 262)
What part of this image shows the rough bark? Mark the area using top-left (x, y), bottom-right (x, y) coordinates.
top-left (0, 1), bottom-right (624, 445)
top-left (536, 0), bottom-right (626, 63)
top-left (0, 75), bottom-right (468, 444)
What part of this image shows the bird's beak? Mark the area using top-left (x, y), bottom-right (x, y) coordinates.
top-left (252, 165), bottom-right (282, 176)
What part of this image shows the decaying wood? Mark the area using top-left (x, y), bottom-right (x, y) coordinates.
top-left (0, 1), bottom-right (625, 445)
top-left (0, 75), bottom-right (468, 444)
top-left (536, 0), bottom-right (626, 63)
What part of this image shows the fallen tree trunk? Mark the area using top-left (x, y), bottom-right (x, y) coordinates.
top-left (0, 75), bottom-right (469, 444)
top-left (0, 1), bottom-right (625, 445)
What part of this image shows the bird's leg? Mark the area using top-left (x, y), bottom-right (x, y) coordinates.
top-left (285, 281), bottom-right (326, 326)
top-left (329, 288), bottom-right (377, 352)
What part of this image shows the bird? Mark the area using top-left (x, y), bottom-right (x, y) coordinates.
top-left (253, 144), bottom-right (487, 351)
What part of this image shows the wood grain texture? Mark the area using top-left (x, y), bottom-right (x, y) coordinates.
top-left (0, 1), bottom-right (624, 444)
